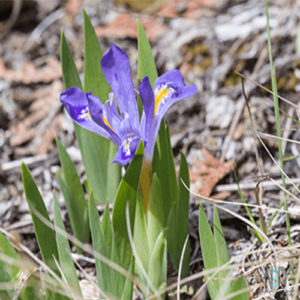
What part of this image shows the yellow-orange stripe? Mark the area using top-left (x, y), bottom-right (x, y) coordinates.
top-left (103, 116), bottom-right (114, 132)
top-left (154, 87), bottom-right (170, 115)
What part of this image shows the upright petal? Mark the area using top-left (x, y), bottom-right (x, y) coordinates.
top-left (101, 45), bottom-right (139, 127)
top-left (60, 87), bottom-right (111, 139)
top-left (139, 76), bottom-right (155, 158)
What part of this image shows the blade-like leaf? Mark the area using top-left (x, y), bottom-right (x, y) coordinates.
top-left (0, 233), bottom-right (17, 299)
top-left (213, 206), bottom-right (230, 266)
top-left (148, 231), bottom-right (167, 299)
top-left (137, 20), bottom-right (158, 87)
top-left (112, 141), bottom-right (144, 297)
top-left (56, 173), bottom-right (87, 251)
top-left (53, 192), bottom-right (82, 298)
top-left (167, 152), bottom-right (190, 276)
top-left (88, 193), bottom-right (114, 296)
top-left (80, 9), bottom-right (120, 203)
top-left (83, 9), bottom-right (110, 100)
top-left (153, 124), bottom-right (178, 227)
top-left (56, 138), bottom-right (89, 244)
top-left (21, 163), bottom-right (59, 272)
top-left (198, 203), bottom-right (219, 298)
top-left (0, 232), bottom-right (19, 277)
top-left (133, 193), bottom-right (149, 271)
top-left (60, 31), bottom-right (82, 90)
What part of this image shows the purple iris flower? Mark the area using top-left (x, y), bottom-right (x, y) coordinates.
top-left (60, 44), bottom-right (197, 166)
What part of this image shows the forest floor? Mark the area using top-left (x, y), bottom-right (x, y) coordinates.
top-left (0, 0), bottom-right (300, 299)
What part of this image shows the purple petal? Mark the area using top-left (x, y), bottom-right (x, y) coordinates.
top-left (101, 45), bottom-right (139, 128)
top-left (87, 94), bottom-right (121, 146)
top-left (60, 87), bottom-right (112, 138)
top-left (112, 136), bottom-right (140, 165)
top-left (154, 70), bottom-right (185, 89)
top-left (139, 76), bottom-right (155, 157)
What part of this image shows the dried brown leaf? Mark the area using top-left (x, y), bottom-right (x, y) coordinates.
top-left (95, 13), bottom-right (167, 41)
top-left (157, 0), bottom-right (216, 18)
top-left (190, 149), bottom-right (234, 197)
top-left (0, 57), bottom-right (61, 84)
top-left (10, 81), bottom-right (62, 154)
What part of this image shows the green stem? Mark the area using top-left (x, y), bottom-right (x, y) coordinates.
top-left (264, 0), bottom-right (291, 244)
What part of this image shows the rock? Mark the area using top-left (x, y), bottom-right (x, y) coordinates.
top-left (206, 95), bottom-right (235, 129)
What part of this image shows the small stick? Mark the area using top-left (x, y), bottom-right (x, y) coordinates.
top-left (215, 177), bottom-right (300, 193)
top-left (0, 154), bottom-right (48, 173)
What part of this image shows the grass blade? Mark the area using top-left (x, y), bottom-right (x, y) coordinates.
top-left (21, 163), bottom-right (59, 273)
top-left (53, 191), bottom-right (82, 298)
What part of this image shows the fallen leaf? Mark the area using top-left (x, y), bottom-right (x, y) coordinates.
top-left (95, 13), bottom-right (167, 41)
top-left (190, 149), bottom-right (234, 197)
top-left (0, 57), bottom-right (61, 84)
top-left (10, 81), bottom-right (63, 155)
top-left (157, 0), bottom-right (216, 18)
top-left (65, 0), bottom-right (82, 16)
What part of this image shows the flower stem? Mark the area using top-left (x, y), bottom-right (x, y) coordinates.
top-left (140, 159), bottom-right (152, 214)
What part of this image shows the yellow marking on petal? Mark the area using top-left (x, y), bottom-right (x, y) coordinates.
top-left (154, 87), bottom-right (170, 115)
top-left (87, 112), bottom-right (91, 118)
top-left (103, 115), bottom-right (114, 132)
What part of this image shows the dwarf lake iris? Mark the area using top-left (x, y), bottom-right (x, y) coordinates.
top-left (60, 44), bottom-right (197, 165)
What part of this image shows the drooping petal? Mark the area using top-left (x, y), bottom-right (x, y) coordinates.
top-left (154, 69), bottom-right (185, 89)
top-left (149, 70), bottom-right (197, 158)
top-left (87, 94), bottom-right (121, 146)
top-left (112, 136), bottom-right (140, 165)
top-left (60, 87), bottom-right (111, 139)
top-left (101, 45), bottom-right (139, 127)
top-left (139, 76), bottom-right (155, 158)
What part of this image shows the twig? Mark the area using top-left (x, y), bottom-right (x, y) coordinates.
top-left (216, 177), bottom-right (300, 193)
top-left (220, 97), bottom-right (245, 162)
top-left (0, 0), bottom-right (22, 39)
top-left (0, 154), bottom-right (48, 173)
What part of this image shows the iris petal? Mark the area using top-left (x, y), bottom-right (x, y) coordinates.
top-left (60, 87), bottom-right (112, 139)
top-left (101, 45), bottom-right (139, 128)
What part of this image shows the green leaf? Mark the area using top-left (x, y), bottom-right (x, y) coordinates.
top-left (230, 276), bottom-right (249, 300)
top-left (213, 207), bottom-right (230, 266)
top-left (112, 141), bottom-right (144, 297)
top-left (133, 193), bottom-right (149, 271)
top-left (148, 231), bottom-right (167, 299)
top-left (137, 20), bottom-right (158, 87)
top-left (153, 124), bottom-right (178, 227)
top-left (198, 204), bottom-right (219, 298)
top-left (56, 173), bottom-right (87, 252)
top-left (53, 192), bottom-right (82, 298)
top-left (0, 232), bottom-right (19, 277)
top-left (88, 193), bottom-right (115, 297)
top-left (56, 138), bottom-right (89, 244)
top-left (83, 9), bottom-right (110, 100)
top-left (121, 262), bottom-right (134, 300)
top-left (60, 31), bottom-right (82, 90)
top-left (73, 10), bottom-right (121, 204)
top-left (21, 163), bottom-right (59, 273)
top-left (60, 20), bottom-right (121, 204)
top-left (0, 233), bottom-right (17, 299)
top-left (199, 205), bottom-right (249, 300)
top-left (167, 152), bottom-right (190, 277)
